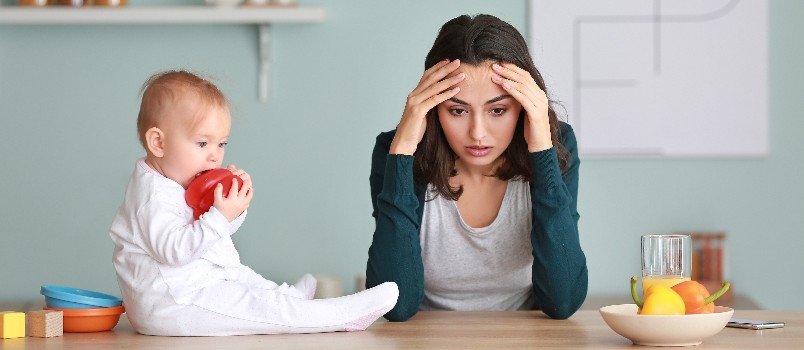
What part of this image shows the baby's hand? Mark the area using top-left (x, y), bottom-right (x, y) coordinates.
top-left (213, 166), bottom-right (254, 222)
top-left (226, 164), bottom-right (253, 190)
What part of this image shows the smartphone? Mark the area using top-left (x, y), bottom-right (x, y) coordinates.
top-left (727, 318), bottom-right (785, 330)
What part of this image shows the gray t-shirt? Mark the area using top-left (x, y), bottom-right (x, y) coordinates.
top-left (420, 179), bottom-right (534, 311)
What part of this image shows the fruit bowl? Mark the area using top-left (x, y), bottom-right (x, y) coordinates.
top-left (41, 285), bottom-right (123, 309)
top-left (599, 304), bottom-right (734, 346)
top-left (44, 305), bottom-right (125, 332)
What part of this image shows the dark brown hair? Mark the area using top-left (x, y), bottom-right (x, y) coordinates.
top-left (414, 14), bottom-right (569, 200)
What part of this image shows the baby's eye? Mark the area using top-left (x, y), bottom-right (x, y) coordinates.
top-left (197, 141), bottom-right (208, 148)
top-left (449, 108), bottom-right (468, 117)
top-left (219, 142), bottom-right (228, 148)
top-left (490, 108), bottom-right (506, 116)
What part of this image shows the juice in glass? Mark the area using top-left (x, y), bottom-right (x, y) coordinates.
top-left (641, 234), bottom-right (691, 295)
top-left (642, 275), bottom-right (691, 295)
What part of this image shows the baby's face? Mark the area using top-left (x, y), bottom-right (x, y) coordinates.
top-left (159, 101), bottom-right (232, 189)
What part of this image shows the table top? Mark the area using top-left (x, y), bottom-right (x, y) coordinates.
top-left (2, 305), bottom-right (801, 349)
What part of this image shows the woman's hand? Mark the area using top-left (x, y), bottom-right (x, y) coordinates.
top-left (389, 59), bottom-right (465, 155)
top-left (214, 165), bottom-right (254, 222)
top-left (491, 62), bottom-right (553, 152)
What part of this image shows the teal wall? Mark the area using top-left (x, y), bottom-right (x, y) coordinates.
top-left (1, 0), bottom-right (801, 311)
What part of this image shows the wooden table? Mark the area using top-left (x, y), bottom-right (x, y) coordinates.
top-left (2, 304), bottom-right (801, 349)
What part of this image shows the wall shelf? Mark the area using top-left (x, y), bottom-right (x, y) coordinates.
top-left (0, 6), bottom-right (326, 101)
top-left (0, 6), bottom-right (324, 24)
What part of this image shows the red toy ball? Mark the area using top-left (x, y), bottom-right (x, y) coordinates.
top-left (185, 168), bottom-right (244, 220)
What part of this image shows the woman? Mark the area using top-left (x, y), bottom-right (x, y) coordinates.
top-left (365, 14), bottom-right (588, 321)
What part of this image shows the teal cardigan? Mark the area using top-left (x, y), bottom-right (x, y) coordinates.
top-left (366, 122), bottom-right (588, 321)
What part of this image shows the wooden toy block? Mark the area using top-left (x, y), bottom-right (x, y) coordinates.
top-left (0, 311), bottom-right (26, 338)
top-left (28, 310), bottom-right (63, 338)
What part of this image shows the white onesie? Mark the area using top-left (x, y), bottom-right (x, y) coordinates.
top-left (109, 159), bottom-right (397, 336)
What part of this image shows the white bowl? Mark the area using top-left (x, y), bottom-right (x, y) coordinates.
top-left (599, 304), bottom-right (734, 346)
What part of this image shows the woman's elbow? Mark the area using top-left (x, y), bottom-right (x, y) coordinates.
top-left (539, 272), bottom-right (588, 320)
top-left (542, 302), bottom-right (582, 320)
top-left (383, 303), bottom-right (419, 322)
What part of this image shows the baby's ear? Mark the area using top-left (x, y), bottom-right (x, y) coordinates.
top-left (145, 127), bottom-right (165, 157)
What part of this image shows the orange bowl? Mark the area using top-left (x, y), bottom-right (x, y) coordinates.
top-left (44, 305), bottom-right (125, 332)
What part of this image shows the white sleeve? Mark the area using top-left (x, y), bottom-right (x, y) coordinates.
top-left (137, 195), bottom-right (232, 266)
top-left (228, 209), bottom-right (247, 234)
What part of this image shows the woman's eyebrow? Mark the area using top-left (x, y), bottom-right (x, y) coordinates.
top-left (447, 95), bottom-right (511, 105)
top-left (448, 97), bottom-right (470, 105)
top-left (486, 94), bottom-right (511, 104)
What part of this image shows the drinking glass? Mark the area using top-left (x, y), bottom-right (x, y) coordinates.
top-left (641, 234), bottom-right (691, 294)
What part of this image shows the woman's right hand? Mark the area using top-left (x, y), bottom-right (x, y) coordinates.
top-left (389, 59), bottom-right (465, 155)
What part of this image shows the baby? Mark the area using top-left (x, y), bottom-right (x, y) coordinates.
top-left (108, 71), bottom-right (397, 336)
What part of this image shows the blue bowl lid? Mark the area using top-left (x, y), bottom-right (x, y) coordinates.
top-left (40, 285), bottom-right (123, 308)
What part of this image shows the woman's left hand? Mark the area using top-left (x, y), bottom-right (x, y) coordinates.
top-left (491, 62), bottom-right (553, 152)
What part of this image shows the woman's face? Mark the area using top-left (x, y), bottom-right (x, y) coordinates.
top-left (437, 62), bottom-right (522, 172)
